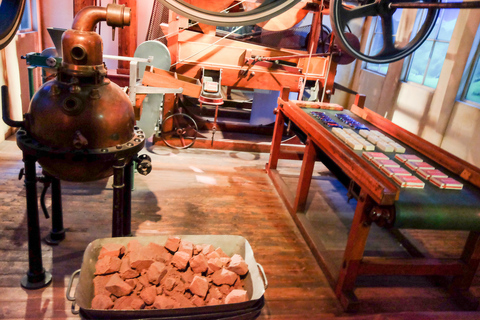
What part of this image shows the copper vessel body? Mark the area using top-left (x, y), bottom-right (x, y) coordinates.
top-left (25, 4), bottom-right (134, 182)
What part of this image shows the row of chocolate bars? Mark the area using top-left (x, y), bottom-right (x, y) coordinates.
top-left (363, 152), bottom-right (463, 190)
top-left (310, 111), bottom-right (463, 189)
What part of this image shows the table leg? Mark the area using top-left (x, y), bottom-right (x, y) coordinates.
top-left (293, 138), bottom-right (316, 213)
top-left (266, 106), bottom-right (285, 171)
top-left (335, 190), bottom-right (373, 312)
top-left (449, 231), bottom-right (480, 310)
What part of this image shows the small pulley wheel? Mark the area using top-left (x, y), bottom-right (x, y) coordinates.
top-left (0, 0), bottom-right (26, 50)
top-left (161, 113), bottom-right (198, 149)
top-left (330, 0), bottom-right (439, 64)
top-left (136, 154), bottom-right (153, 176)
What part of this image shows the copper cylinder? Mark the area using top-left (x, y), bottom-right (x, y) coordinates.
top-left (25, 4), bottom-right (133, 182)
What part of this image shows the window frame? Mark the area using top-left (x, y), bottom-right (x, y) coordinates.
top-left (18, 0), bottom-right (33, 33)
top-left (362, 16), bottom-right (391, 75)
top-left (402, 7), bottom-right (459, 89)
top-left (458, 23), bottom-right (480, 108)
top-left (362, 10), bottom-right (403, 76)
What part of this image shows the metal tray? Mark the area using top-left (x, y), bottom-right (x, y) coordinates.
top-left (67, 235), bottom-right (267, 319)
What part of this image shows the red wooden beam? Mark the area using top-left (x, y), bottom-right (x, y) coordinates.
top-left (73, 0), bottom-right (95, 17)
top-left (117, 0), bottom-right (137, 74)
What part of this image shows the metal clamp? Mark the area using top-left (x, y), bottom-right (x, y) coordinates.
top-left (257, 263), bottom-right (268, 290)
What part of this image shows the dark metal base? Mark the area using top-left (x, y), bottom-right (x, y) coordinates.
top-left (44, 229), bottom-right (66, 245)
top-left (21, 270), bottom-right (52, 290)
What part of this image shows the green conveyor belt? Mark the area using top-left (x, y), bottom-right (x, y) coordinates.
top-left (304, 108), bottom-right (480, 231)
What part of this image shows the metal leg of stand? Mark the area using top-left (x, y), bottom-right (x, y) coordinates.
top-left (21, 155), bottom-right (52, 289)
top-left (112, 158), bottom-right (126, 237)
top-left (123, 160), bottom-right (133, 237)
top-left (45, 176), bottom-right (66, 245)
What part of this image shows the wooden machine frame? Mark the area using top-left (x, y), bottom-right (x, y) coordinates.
top-left (266, 89), bottom-right (480, 311)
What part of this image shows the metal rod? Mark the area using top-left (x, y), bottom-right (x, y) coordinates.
top-left (172, 26), bottom-right (244, 67)
top-left (122, 160), bottom-right (133, 237)
top-left (48, 176), bottom-right (66, 244)
top-left (256, 52), bottom-right (330, 62)
top-left (103, 54), bottom-right (153, 62)
top-left (21, 155), bottom-right (52, 289)
top-left (390, 1), bottom-right (480, 9)
top-left (27, 66), bottom-right (36, 100)
top-left (1, 85), bottom-right (25, 128)
top-left (112, 158), bottom-right (126, 237)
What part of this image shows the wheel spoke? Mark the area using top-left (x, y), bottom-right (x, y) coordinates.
top-left (331, 0), bottom-right (440, 64)
top-left (183, 125), bottom-right (197, 138)
top-left (161, 129), bottom-right (177, 136)
top-left (380, 15), bottom-right (396, 55)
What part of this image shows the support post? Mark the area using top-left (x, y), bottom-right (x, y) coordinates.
top-left (123, 159), bottom-right (133, 236)
top-left (335, 190), bottom-right (373, 312)
top-left (45, 176), bottom-right (66, 245)
top-left (21, 155), bottom-right (52, 289)
top-left (293, 137), bottom-right (317, 213)
top-left (266, 87), bottom-right (289, 171)
top-left (112, 158), bottom-right (126, 237)
top-left (448, 231), bottom-right (480, 310)
top-left (117, 0), bottom-right (137, 74)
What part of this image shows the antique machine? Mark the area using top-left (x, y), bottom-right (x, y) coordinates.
top-left (2, 2), bottom-right (152, 289)
top-left (1, 0), bottom-right (480, 297)
top-left (155, 0), bottom-right (480, 311)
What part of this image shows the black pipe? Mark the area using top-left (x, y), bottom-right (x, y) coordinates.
top-left (21, 155), bottom-right (52, 289)
top-left (45, 175), bottom-right (66, 245)
top-left (1, 85), bottom-right (25, 128)
top-left (123, 160), bottom-right (133, 237)
top-left (112, 158), bottom-right (126, 237)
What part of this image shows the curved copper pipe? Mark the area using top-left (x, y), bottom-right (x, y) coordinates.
top-left (72, 6), bottom-right (107, 32)
top-left (72, 4), bottom-right (130, 32)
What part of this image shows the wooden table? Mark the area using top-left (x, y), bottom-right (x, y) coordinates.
top-left (266, 90), bottom-right (480, 312)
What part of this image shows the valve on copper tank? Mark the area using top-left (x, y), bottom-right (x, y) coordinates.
top-left (135, 154), bottom-right (152, 176)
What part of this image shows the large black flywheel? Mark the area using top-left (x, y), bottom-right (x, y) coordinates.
top-left (0, 0), bottom-right (26, 50)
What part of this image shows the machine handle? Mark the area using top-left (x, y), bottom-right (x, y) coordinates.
top-left (66, 269), bottom-right (80, 314)
top-left (66, 269), bottom-right (80, 302)
top-left (1, 85), bottom-right (25, 128)
top-left (71, 301), bottom-right (79, 315)
top-left (257, 263), bottom-right (268, 290)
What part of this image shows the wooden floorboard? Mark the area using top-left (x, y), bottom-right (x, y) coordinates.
top-left (0, 136), bottom-right (479, 319)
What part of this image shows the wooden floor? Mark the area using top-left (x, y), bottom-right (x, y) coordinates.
top-left (0, 136), bottom-right (480, 319)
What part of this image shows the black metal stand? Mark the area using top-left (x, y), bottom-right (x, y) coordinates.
top-left (15, 127), bottom-right (146, 289)
top-left (112, 158), bottom-right (126, 237)
top-left (44, 175), bottom-right (66, 245)
top-left (123, 160), bottom-right (133, 237)
top-left (20, 155), bottom-right (52, 289)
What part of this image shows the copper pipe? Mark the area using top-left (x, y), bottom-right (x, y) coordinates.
top-left (72, 4), bottom-right (130, 32)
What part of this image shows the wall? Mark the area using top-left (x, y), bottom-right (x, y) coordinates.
top-left (1, 38), bottom-right (24, 143)
top-left (441, 101), bottom-right (480, 166)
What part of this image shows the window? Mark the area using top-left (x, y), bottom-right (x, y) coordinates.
top-left (464, 58), bottom-right (480, 104)
top-left (364, 10), bottom-right (403, 75)
top-left (404, 7), bottom-right (459, 88)
top-left (19, 0), bottom-right (33, 32)
top-left (460, 24), bottom-right (480, 105)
